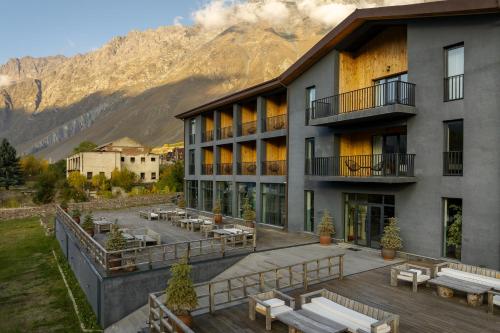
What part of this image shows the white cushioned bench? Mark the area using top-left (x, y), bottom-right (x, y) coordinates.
top-left (437, 268), bottom-right (500, 289)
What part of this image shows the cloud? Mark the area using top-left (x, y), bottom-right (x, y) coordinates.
top-left (173, 16), bottom-right (184, 26)
top-left (0, 75), bottom-right (13, 87)
top-left (297, 0), bottom-right (355, 26)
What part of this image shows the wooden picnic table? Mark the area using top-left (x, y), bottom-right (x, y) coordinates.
top-left (276, 309), bottom-right (348, 333)
top-left (428, 275), bottom-right (492, 306)
top-left (93, 219), bottom-right (113, 233)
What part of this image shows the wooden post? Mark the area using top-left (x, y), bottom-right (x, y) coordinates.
top-left (209, 283), bottom-right (215, 314)
top-left (275, 269), bottom-right (279, 289)
top-left (303, 263), bottom-right (308, 290)
top-left (148, 247), bottom-right (153, 270)
top-left (316, 259), bottom-right (320, 280)
top-left (221, 236), bottom-right (226, 257)
top-left (259, 272), bottom-right (264, 292)
top-left (243, 276), bottom-right (247, 296)
top-left (339, 255), bottom-right (344, 280)
top-left (227, 279), bottom-right (232, 302)
top-left (187, 242), bottom-right (191, 262)
top-left (328, 257), bottom-right (332, 276)
top-left (289, 266), bottom-right (293, 287)
top-left (174, 243), bottom-right (178, 260)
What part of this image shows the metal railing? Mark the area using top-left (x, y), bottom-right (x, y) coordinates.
top-left (217, 126), bottom-right (233, 140)
top-left (310, 81), bottom-right (416, 120)
top-left (237, 162), bottom-right (257, 175)
top-left (238, 120), bottom-right (257, 136)
top-left (263, 114), bottom-right (287, 132)
top-left (444, 74), bottom-right (464, 101)
top-left (149, 293), bottom-right (195, 333)
top-left (202, 130), bottom-right (214, 142)
top-left (201, 163), bottom-right (213, 175)
top-left (305, 153), bottom-right (415, 177)
top-left (262, 160), bottom-right (286, 175)
top-left (443, 151), bottom-right (463, 176)
top-left (216, 163), bottom-right (233, 175)
top-left (148, 254), bottom-right (344, 319)
top-left (188, 134), bottom-right (196, 145)
top-left (55, 206), bottom-right (255, 274)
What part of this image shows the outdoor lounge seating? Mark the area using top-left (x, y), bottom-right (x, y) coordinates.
top-left (390, 263), bottom-right (431, 292)
top-left (429, 262), bottom-right (500, 306)
top-left (300, 289), bottom-right (400, 333)
top-left (488, 289), bottom-right (500, 314)
top-left (119, 227), bottom-right (161, 247)
top-left (139, 210), bottom-right (159, 220)
top-left (248, 289), bottom-right (295, 330)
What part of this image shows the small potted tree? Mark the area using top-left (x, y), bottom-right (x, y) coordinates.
top-left (106, 225), bottom-right (127, 271)
top-left (165, 259), bottom-right (198, 330)
top-left (81, 213), bottom-right (95, 237)
top-left (213, 199), bottom-right (222, 224)
top-left (446, 205), bottom-right (462, 260)
top-left (60, 200), bottom-right (69, 213)
top-left (178, 197), bottom-right (186, 210)
top-left (380, 217), bottom-right (403, 260)
top-left (71, 208), bottom-right (81, 224)
top-left (242, 197), bottom-right (256, 228)
top-left (318, 210), bottom-right (335, 245)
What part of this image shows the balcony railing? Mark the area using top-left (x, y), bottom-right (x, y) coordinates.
top-left (216, 163), bottom-right (233, 175)
top-left (202, 130), bottom-right (214, 142)
top-left (263, 114), bottom-right (287, 132)
top-left (444, 74), bottom-right (464, 101)
top-left (443, 151), bottom-right (463, 176)
top-left (201, 163), bottom-right (214, 175)
top-left (262, 160), bottom-right (286, 175)
top-left (310, 81), bottom-right (416, 120)
top-left (217, 126), bottom-right (233, 140)
top-left (188, 134), bottom-right (196, 145)
top-left (188, 164), bottom-right (195, 175)
top-left (237, 162), bottom-right (257, 175)
top-left (305, 153), bottom-right (415, 177)
top-left (238, 120), bottom-right (257, 136)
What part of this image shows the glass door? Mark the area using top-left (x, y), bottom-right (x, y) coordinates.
top-left (369, 205), bottom-right (383, 249)
top-left (304, 191), bottom-right (314, 232)
top-left (355, 204), bottom-right (368, 247)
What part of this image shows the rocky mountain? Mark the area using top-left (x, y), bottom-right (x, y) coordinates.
top-left (0, 0), bottom-right (426, 160)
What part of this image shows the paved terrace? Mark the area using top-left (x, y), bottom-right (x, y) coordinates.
top-left (192, 265), bottom-right (500, 333)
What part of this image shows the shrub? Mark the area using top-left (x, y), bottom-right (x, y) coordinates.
top-left (110, 168), bottom-right (136, 192)
top-left (381, 217), bottom-right (403, 250)
top-left (447, 204), bottom-right (462, 249)
top-left (106, 225), bottom-right (126, 251)
top-left (157, 161), bottom-right (184, 192)
top-left (71, 208), bottom-right (81, 219)
top-left (129, 186), bottom-right (149, 196)
top-left (318, 210), bottom-right (335, 236)
top-left (67, 172), bottom-right (87, 191)
top-left (98, 190), bottom-right (114, 199)
top-left (60, 200), bottom-right (68, 210)
top-left (81, 213), bottom-right (94, 230)
top-left (165, 259), bottom-right (198, 315)
top-left (91, 174), bottom-right (110, 191)
top-left (20, 155), bottom-right (49, 178)
top-left (213, 199), bottom-right (221, 215)
top-left (1, 198), bottom-right (21, 208)
top-left (241, 197), bottom-right (255, 221)
top-left (33, 169), bottom-right (58, 204)
top-left (178, 197), bottom-right (186, 209)
top-left (73, 141), bottom-right (97, 154)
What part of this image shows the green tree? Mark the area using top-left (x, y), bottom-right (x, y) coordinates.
top-left (73, 141), bottom-right (97, 154)
top-left (91, 173), bottom-right (110, 191)
top-left (110, 168), bottom-right (137, 192)
top-left (157, 161), bottom-right (184, 192)
top-left (20, 155), bottom-right (48, 178)
top-left (50, 159), bottom-right (67, 180)
top-left (67, 171), bottom-right (87, 191)
top-left (33, 169), bottom-right (57, 204)
top-left (0, 138), bottom-right (23, 189)
top-left (165, 259), bottom-right (198, 315)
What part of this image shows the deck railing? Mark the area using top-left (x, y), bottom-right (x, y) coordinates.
top-left (148, 253), bottom-right (344, 322)
top-left (443, 151), bottom-right (463, 176)
top-left (262, 160), bottom-right (286, 175)
top-left (305, 153), bottom-right (415, 177)
top-left (202, 130), bottom-right (214, 142)
top-left (217, 126), bottom-right (233, 140)
top-left (216, 163), bottom-right (233, 175)
top-left (238, 120), bottom-right (258, 136)
top-left (56, 206), bottom-right (256, 274)
top-left (188, 134), bottom-right (196, 145)
top-left (263, 114), bottom-right (287, 132)
top-left (149, 293), bottom-right (195, 333)
top-left (444, 74), bottom-right (464, 101)
top-left (310, 81), bottom-right (416, 120)
top-left (201, 163), bottom-right (213, 175)
top-left (237, 162), bottom-right (257, 175)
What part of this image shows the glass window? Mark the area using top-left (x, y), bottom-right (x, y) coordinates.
top-left (443, 198), bottom-right (462, 260)
top-left (237, 183), bottom-right (256, 218)
top-left (445, 44), bottom-right (464, 101)
top-left (189, 118), bottom-right (196, 135)
top-left (201, 181), bottom-right (213, 212)
top-left (141, 157), bottom-right (145, 163)
top-left (151, 172), bottom-right (156, 180)
top-left (305, 138), bottom-right (315, 174)
top-left (444, 120), bottom-right (463, 176)
top-left (261, 183), bottom-right (286, 226)
top-left (306, 86), bottom-right (316, 110)
top-left (86, 172), bottom-right (92, 180)
top-left (188, 149), bottom-right (195, 175)
top-left (186, 180), bottom-right (198, 209)
top-left (120, 157), bottom-right (125, 162)
top-left (130, 157), bottom-right (135, 163)
top-left (151, 157), bottom-right (156, 162)
top-left (140, 172), bottom-right (145, 180)
top-left (304, 190), bottom-right (314, 232)
top-left (216, 181), bottom-right (233, 216)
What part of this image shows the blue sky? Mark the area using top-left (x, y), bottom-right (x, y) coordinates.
top-left (0, 0), bottom-right (200, 64)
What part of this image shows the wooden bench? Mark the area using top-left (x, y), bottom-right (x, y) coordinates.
top-left (276, 309), bottom-right (347, 333)
top-left (428, 276), bottom-right (491, 306)
top-left (390, 263), bottom-right (431, 292)
top-left (488, 289), bottom-right (500, 314)
top-left (300, 289), bottom-right (399, 333)
top-left (249, 289), bottom-right (295, 330)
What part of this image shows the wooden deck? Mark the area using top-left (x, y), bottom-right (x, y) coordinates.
top-left (192, 266), bottom-right (500, 333)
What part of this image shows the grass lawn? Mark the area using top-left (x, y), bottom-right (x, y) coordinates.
top-left (0, 217), bottom-right (83, 333)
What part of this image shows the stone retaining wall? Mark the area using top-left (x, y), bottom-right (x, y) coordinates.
top-left (0, 193), bottom-right (178, 221)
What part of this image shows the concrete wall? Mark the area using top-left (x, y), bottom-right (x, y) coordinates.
top-left (121, 153), bottom-right (160, 183)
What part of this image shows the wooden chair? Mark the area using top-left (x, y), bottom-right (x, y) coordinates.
top-left (390, 263), bottom-right (431, 292)
top-left (249, 289), bottom-right (295, 331)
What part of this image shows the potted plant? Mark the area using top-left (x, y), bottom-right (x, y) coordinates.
top-left (81, 213), bottom-right (95, 237)
top-left (60, 200), bottom-right (69, 213)
top-left (165, 259), bottom-right (198, 330)
top-left (106, 225), bottom-right (127, 271)
top-left (446, 205), bottom-right (462, 260)
top-left (213, 199), bottom-right (222, 224)
top-left (178, 197), bottom-right (186, 209)
top-left (318, 210), bottom-right (335, 245)
top-left (380, 217), bottom-right (403, 260)
top-left (71, 208), bottom-right (81, 224)
top-left (242, 197), bottom-right (256, 228)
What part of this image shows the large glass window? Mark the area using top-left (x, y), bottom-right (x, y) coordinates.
top-left (445, 44), bottom-right (464, 101)
top-left (443, 198), bottom-right (462, 260)
top-left (305, 138), bottom-right (315, 174)
top-left (444, 120), bottom-right (463, 176)
top-left (186, 180), bottom-right (198, 209)
top-left (188, 149), bottom-right (195, 175)
top-left (304, 190), bottom-right (314, 232)
top-left (201, 181), bottom-right (213, 212)
top-left (305, 86), bottom-right (316, 123)
top-left (261, 183), bottom-right (286, 226)
top-left (237, 183), bottom-right (256, 218)
top-left (216, 181), bottom-right (233, 216)
top-left (189, 118), bottom-right (196, 144)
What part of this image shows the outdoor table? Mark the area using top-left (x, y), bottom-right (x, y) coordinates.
top-left (157, 210), bottom-right (170, 220)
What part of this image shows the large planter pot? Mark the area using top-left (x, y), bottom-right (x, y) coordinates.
top-left (172, 313), bottom-right (193, 332)
top-left (319, 235), bottom-right (331, 245)
top-left (73, 216), bottom-right (80, 224)
top-left (108, 253), bottom-right (122, 271)
top-left (85, 228), bottom-right (94, 237)
top-left (381, 247), bottom-right (396, 260)
top-left (213, 214), bottom-right (222, 225)
top-left (455, 246), bottom-right (461, 260)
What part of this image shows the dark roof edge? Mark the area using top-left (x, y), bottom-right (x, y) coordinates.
top-left (175, 78), bottom-right (282, 119)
